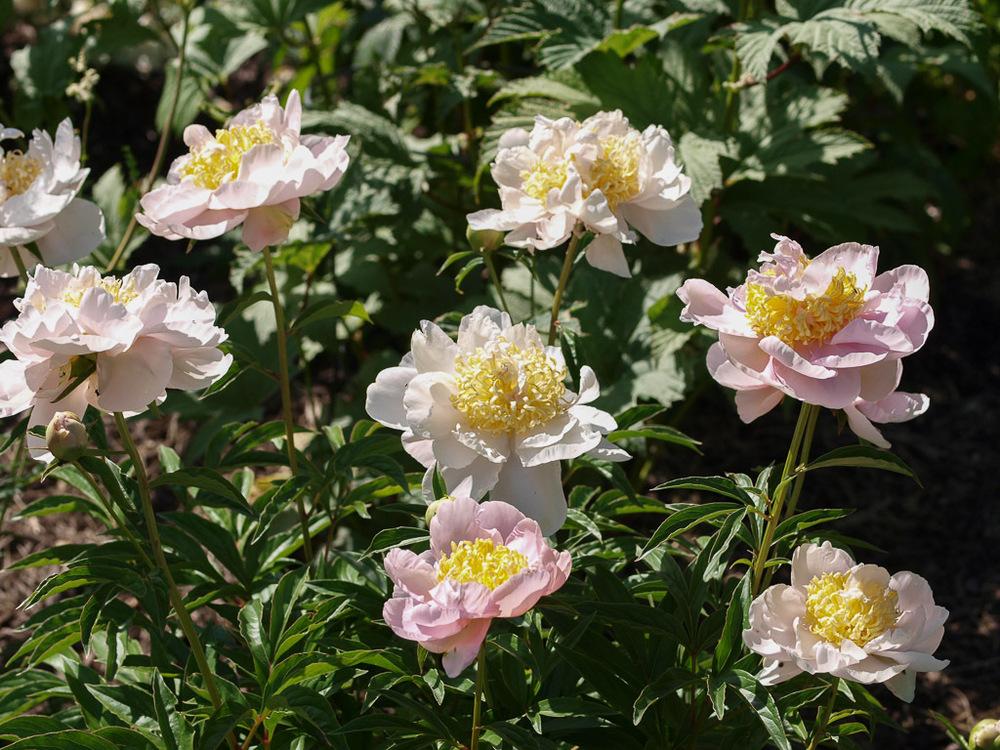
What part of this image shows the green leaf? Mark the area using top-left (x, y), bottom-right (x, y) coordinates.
top-left (363, 527), bottom-right (429, 557)
top-left (607, 425), bottom-right (701, 451)
top-left (3, 730), bottom-right (121, 750)
top-left (652, 476), bottom-right (754, 504)
top-left (729, 670), bottom-right (792, 750)
top-left (633, 668), bottom-right (700, 724)
top-left (805, 445), bottom-right (920, 484)
top-left (239, 600), bottom-right (271, 672)
top-left (150, 468), bottom-right (255, 516)
top-left (639, 502), bottom-right (742, 559)
top-left (291, 298), bottom-right (370, 333)
top-left (714, 576), bottom-right (751, 671)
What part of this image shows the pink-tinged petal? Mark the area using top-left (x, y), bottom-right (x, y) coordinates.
top-left (889, 571), bottom-right (936, 613)
top-left (34, 198), bottom-right (105, 266)
top-left (893, 300), bottom-right (934, 352)
top-left (843, 403), bottom-right (890, 448)
top-left (283, 89), bottom-right (303, 134)
top-left (758, 336), bottom-right (836, 379)
top-left (138, 181), bottom-right (214, 225)
top-left (871, 265), bottom-right (929, 302)
top-left (0, 359), bottom-right (34, 418)
top-left (365, 366), bottom-right (417, 430)
top-left (209, 144), bottom-right (286, 208)
top-left (430, 496), bottom-right (489, 558)
top-left (438, 618), bottom-right (492, 678)
top-left (707, 342), bottom-right (767, 391)
top-left (476, 501), bottom-right (527, 540)
top-left (490, 456), bottom-right (565, 536)
top-left (95, 338), bottom-right (174, 413)
top-left (241, 198), bottom-right (299, 251)
top-left (678, 282), bottom-right (758, 338)
top-left (182, 124), bottom-right (214, 151)
top-left (719, 332), bottom-right (770, 372)
top-left (584, 233), bottom-right (631, 277)
top-left (410, 319), bottom-right (458, 373)
top-left (804, 342), bottom-right (888, 369)
top-left (791, 542), bottom-right (854, 588)
top-left (803, 242), bottom-right (879, 292)
top-left (491, 568), bottom-right (550, 617)
top-left (167, 348), bottom-right (232, 391)
top-left (831, 318), bottom-right (911, 353)
top-left (385, 548), bottom-right (438, 598)
top-left (467, 208), bottom-right (521, 232)
top-left (856, 391), bottom-right (929, 425)
top-left (138, 206), bottom-right (248, 242)
top-left (735, 387), bottom-right (784, 423)
top-left (858, 359), bottom-right (902, 402)
top-left (771, 360), bottom-right (860, 409)
top-left (618, 194), bottom-right (702, 247)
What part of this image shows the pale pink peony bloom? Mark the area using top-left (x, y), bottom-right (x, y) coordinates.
top-left (136, 90), bottom-right (349, 251)
top-left (743, 541), bottom-right (948, 702)
top-left (676, 235), bottom-right (934, 447)
top-left (365, 306), bottom-right (628, 535)
top-left (383, 496), bottom-right (571, 677)
top-left (0, 120), bottom-right (105, 277)
top-left (0, 264), bottom-right (231, 460)
top-left (467, 111), bottom-right (701, 278)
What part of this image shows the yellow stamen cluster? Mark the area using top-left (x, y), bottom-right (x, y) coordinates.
top-left (437, 538), bottom-right (528, 589)
top-left (180, 120), bottom-right (275, 190)
top-left (62, 278), bottom-right (139, 308)
top-left (451, 340), bottom-right (568, 434)
top-left (745, 268), bottom-right (866, 347)
top-left (521, 159), bottom-right (569, 203)
top-left (804, 571), bottom-right (899, 647)
top-left (0, 150), bottom-right (43, 201)
top-left (586, 135), bottom-right (641, 210)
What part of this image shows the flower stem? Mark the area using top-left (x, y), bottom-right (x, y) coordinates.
top-left (261, 246), bottom-right (313, 562)
top-left (806, 678), bottom-right (839, 750)
top-left (105, 8), bottom-right (190, 272)
top-left (781, 405), bottom-right (820, 522)
top-left (470, 644), bottom-right (487, 750)
top-left (112, 412), bottom-right (223, 710)
top-left (483, 250), bottom-right (511, 316)
top-left (547, 229), bottom-right (582, 346)
top-left (750, 402), bottom-right (817, 595)
top-left (10, 248), bottom-right (29, 284)
top-left (72, 459), bottom-right (152, 568)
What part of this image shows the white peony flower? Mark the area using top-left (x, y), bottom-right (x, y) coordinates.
top-left (743, 541), bottom-right (949, 702)
top-left (0, 119), bottom-right (105, 277)
top-left (467, 110), bottom-right (702, 278)
top-left (136, 90), bottom-right (349, 252)
top-left (0, 264), bottom-right (232, 461)
top-left (365, 305), bottom-right (629, 535)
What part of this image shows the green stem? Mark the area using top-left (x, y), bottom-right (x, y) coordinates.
top-left (302, 15), bottom-right (334, 106)
top-left (782, 405), bottom-right (820, 522)
top-left (112, 412), bottom-right (223, 710)
top-left (614, 0), bottom-right (624, 28)
top-left (547, 229), bottom-right (582, 346)
top-left (806, 679), bottom-right (839, 750)
top-left (750, 402), bottom-right (817, 595)
top-left (470, 644), bottom-right (487, 750)
top-left (105, 8), bottom-right (190, 272)
top-left (10, 248), bottom-right (29, 284)
top-left (261, 246), bottom-right (314, 562)
top-left (483, 251), bottom-right (511, 316)
top-left (72, 459), bottom-right (152, 568)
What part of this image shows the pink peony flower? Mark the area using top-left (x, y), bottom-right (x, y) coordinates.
top-left (743, 541), bottom-right (948, 702)
top-left (1, 119), bottom-right (105, 277)
top-left (383, 496), bottom-right (571, 677)
top-left (136, 90), bottom-right (349, 251)
top-left (676, 235), bottom-right (933, 447)
top-left (0, 264), bottom-right (231, 460)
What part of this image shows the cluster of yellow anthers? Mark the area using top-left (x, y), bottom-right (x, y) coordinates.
top-left (437, 538), bottom-right (529, 589)
top-left (744, 267), bottom-right (867, 348)
top-left (518, 134), bottom-right (641, 210)
top-left (804, 571), bottom-right (900, 647)
top-left (451, 340), bottom-right (568, 434)
top-left (0, 150), bottom-right (42, 202)
top-left (61, 278), bottom-right (139, 308)
top-left (180, 120), bottom-right (276, 191)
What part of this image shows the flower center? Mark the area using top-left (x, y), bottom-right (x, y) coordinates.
top-left (521, 159), bottom-right (569, 203)
top-left (0, 150), bottom-right (43, 202)
top-left (586, 135), bottom-right (641, 210)
top-left (745, 267), bottom-right (866, 347)
top-left (804, 571), bottom-right (899, 647)
top-left (437, 538), bottom-right (528, 589)
top-left (180, 120), bottom-right (275, 190)
top-left (62, 278), bottom-right (139, 308)
top-left (451, 339), bottom-right (567, 434)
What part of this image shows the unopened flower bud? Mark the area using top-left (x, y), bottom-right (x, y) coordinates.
top-left (972, 719), bottom-right (1000, 748)
top-left (466, 225), bottom-right (504, 254)
top-left (45, 411), bottom-right (88, 461)
top-left (425, 495), bottom-right (454, 526)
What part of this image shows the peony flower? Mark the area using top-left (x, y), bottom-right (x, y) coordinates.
top-left (0, 264), bottom-right (231, 460)
top-left (0, 120), bottom-right (105, 277)
top-left (467, 110), bottom-right (701, 278)
top-left (743, 541), bottom-right (948, 702)
top-left (365, 305), bottom-right (628, 535)
top-left (136, 90), bottom-right (349, 251)
top-left (383, 496), bottom-right (571, 677)
top-left (676, 235), bottom-right (933, 447)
